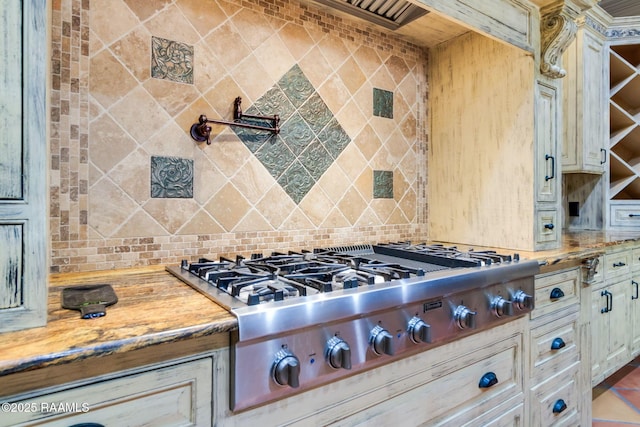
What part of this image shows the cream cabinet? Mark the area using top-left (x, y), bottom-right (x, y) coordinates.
top-left (591, 248), bottom-right (633, 386)
top-left (631, 247), bottom-right (640, 355)
top-left (607, 36), bottom-right (640, 228)
top-left (562, 21), bottom-right (608, 174)
top-left (0, 0), bottom-right (48, 331)
top-left (0, 357), bottom-right (213, 427)
top-left (529, 267), bottom-right (583, 426)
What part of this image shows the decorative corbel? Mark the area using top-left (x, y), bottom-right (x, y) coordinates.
top-left (540, 0), bottom-right (598, 79)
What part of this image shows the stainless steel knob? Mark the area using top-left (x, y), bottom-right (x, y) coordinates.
top-left (491, 296), bottom-right (513, 317)
top-left (454, 305), bottom-right (477, 329)
top-left (326, 336), bottom-right (352, 370)
top-left (370, 325), bottom-right (394, 356)
top-left (513, 290), bottom-right (533, 310)
top-left (407, 316), bottom-right (432, 344)
top-left (272, 349), bottom-right (300, 388)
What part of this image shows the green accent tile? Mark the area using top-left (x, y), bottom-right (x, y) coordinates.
top-left (151, 37), bottom-right (193, 84)
top-left (373, 170), bottom-right (394, 199)
top-left (278, 160), bottom-right (315, 204)
top-left (150, 156), bottom-right (193, 198)
top-left (373, 88), bottom-right (393, 119)
top-left (233, 65), bottom-right (351, 204)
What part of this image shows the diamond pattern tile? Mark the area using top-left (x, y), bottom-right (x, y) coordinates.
top-left (233, 65), bottom-right (352, 204)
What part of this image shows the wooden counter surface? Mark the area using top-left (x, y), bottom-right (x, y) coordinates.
top-left (0, 266), bottom-right (236, 383)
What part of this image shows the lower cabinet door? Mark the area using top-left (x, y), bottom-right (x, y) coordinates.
top-left (1, 357), bottom-right (212, 427)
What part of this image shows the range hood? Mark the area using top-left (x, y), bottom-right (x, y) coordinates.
top-left (311, 0), bottom-right (429, 30)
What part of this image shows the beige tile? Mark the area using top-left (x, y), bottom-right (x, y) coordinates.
top-left (336, 143), bottom-right (368, 182)
top-left (337, 186), bottom-right (368, 225)
top-left (234, 209), bottom-right (273, 232)
top-left (202, 76), bottom-right (245, 118)
top-left (177, 210), bottom-right (225, 235)
top-left (205, 22), bottom-right (251, 74)
top-left (230, 156), bottom-right (276, 204)
top-left (317, 75), bottom-right (352, 118)
top-left (231, 54), bottom-right (273, 102)
top-left (109, 148), bottom-right (150, 204)
top-left (109, 86), bottom-right (171, 143)
top-left (193, 42), bottom-right (227, 94)
top-left (204, 183), bottom-right (252, 231)
top-left (317, 164), bottom-right (350, 204)
top-left (299, 187), bottom-right (335, 227)
top-left (143, 121), bottom-right (196, 158)
top-left (144, 77), bottom-right (201, 118)
top-left (144, 4), bottom-right (201, 45)
top-left (89, 114), bottom-right (137, 172)
top-left (337, 57), bottom-right (367, 95)
top-left (232, 8), bottom-right (275, 50)
top-left (370, 199), bottom-right (395, 224)
top-left (110, 26), bottom-right (152, 83)
top-left (334, 99), bottom-right (367, 139)
top-left (91, 0), bottom-right (139, 46)
top-left (317, 35), bottom-right (350, 70)
top-left (388, 206), bottom-right (409, 224)
top-left (89, 50), bottom-right (139, 109)
top-left (123, 0), bottom-right (172, 22)
top-left (353, 45), bottom-right (383, 77)
top-left (353, 125), bottom-right (382, 160)
top-left (255, 34), bottom-right (296, 83)
top-left (255, 185), bottom-right (297, 229)
top-left (204, 137), bottom-right (251, 179)
top-left (399, 188), bottom-right (417, 222)
top-left (279, 207), bottom-right (315, 230)
top-left (88, 177), bottom-right (139, 237)
top-left (319, 208), bottom-right (351, 229)
top-left (369, 145), bottom-right (395, 171)
top-left (192, 150), bottom-right (227, 205)
top-left (385, 55), bottom-right (411, 86)
top-left (385, 129), bottom-right (411, 165)
top-left (174, 96), bottom-right (215, 141)
top-left (279, 23), bottom-right (315, 61)
top-left (143, 197), bottom-right (201, 234)
top-left (397, 73), bottom-right (418, 109)
top-left (399, 111), bottom-right (417, 142)
top-left (176, 0), bottom-right (228, 38)
top-left (354, 168), bottom-right (373, 201)
top-left (113, 209), bottom-right (168, 237)
top-left (355, 206), bottom-right (383, 227)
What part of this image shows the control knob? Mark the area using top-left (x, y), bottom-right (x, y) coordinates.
top-left (370, 325), bottom-right (394, 356)
top-left (325, 336), bottom-right (352, 370)
top-left (513, 290), bottom-right (534, 310)
top-left (272, 349), bottom-right (300, 388)
top-left (454, 305), bottom-right (477, 329)
top-left (490, 295), bottom-right (514, 317)
top-left (407, 316), bottom-right (432, 344)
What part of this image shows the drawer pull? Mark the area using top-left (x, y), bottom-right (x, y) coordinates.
top-left (551, 337), bottom-right (566, 350)
top-left (613, 261), bottom-right (627, 267)
top-left (633, 281), bottom-right (639, 300)
top-left (629, 214), bottom-right (640, 218)
top-left (550, 287), bottom-right (565, 300)
top-left (478, 371), bottom-right (498, 388)
top-left (544, 223), bottom-right (555, 230)
top-left (552, 399), bottom-right (567, 414)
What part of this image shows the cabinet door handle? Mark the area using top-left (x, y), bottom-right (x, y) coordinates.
top-left (478, 371), bottom-right (498, 388)
top-left (633, 280), bottom-right (639, 300)
top-left (613, 262), bottom-right (627, 267)
top-left (545, 154), bottom-right (555, 181)
top-left (629, 214), bottom-right (640, 218)
top-left (601, 290), bottom-right (612, 313)
top-left (601, 148), bottom-right (607, 164)
top-left (553, 399), bottom-right (567, 414)
top-left (550, 287), bottom-right (565, 300)
top-left (551, 337), bottom-right (566, 350)
top-left (68, 424), bottom-right (105, 427)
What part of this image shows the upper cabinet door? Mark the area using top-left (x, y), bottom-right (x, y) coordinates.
top-left (562, 26), bottom-right (608, 174)
top-left (536, 81), bottom-right (559, 203)
top-left (0, 0), bottom-right (48, 332)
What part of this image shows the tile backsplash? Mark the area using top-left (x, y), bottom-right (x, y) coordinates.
top-left (49, 0), bottom-right (428, 272)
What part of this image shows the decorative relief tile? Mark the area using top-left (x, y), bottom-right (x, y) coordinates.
top-left (373, 170), bottom-right (394, 199)
top-left (233, 64), bottom-right (352, 204)
top-left (150, 156), bottom-right (194, 198)
top-left (373, 88), bottom-right (393, 119)
top-left (151, 36), bottom-right (194, 84)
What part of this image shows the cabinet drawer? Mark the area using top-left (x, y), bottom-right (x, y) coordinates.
top-left (530, 310), bottom-right (579, 382)
top-left (1, 358), bottom-right (212, 427)
top-left (531, 269), bottom-right (579, 319)
top-left (611, 204), bottom-right (640, 228)
top-left (530, 363), bottom-right (580, 427)
top-left (536, 210), bottom-right (558, 244)
top-left (633, 248), bottom-right (640, 271)
top-left (604, 250), bottom-right (631, 280)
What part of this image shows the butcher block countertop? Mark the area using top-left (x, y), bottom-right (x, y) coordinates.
top-left (3, 230), bottom-right (640, 397)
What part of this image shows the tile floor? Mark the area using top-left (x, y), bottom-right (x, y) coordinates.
top-left (593, 356), bottom-right (640, 426)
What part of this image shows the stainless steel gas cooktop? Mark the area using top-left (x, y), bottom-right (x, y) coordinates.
top-left (167, 242), bottom-right (539, 411)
